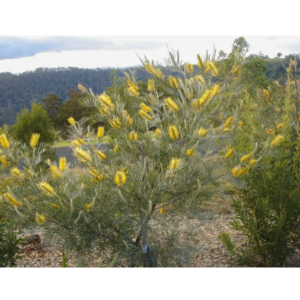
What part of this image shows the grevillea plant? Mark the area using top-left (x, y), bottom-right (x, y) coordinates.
top-left (0, 48), bottom-right (281, 267)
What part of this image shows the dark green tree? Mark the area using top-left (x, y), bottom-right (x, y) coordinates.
top-left (11, 102), bottom-right (56, 145)
top-left (277, 53), bottom-right (282, 58)
top-left (42, 94), bottom-right (62, 128)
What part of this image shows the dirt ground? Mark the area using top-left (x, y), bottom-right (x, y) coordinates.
top-left (15, 199), bottom-right (300, 268)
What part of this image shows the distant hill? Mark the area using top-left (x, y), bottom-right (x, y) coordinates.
top-left (0, 67), bottom-right (150, 126)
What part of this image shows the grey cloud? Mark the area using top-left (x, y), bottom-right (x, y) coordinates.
top-left (0, 36), bottom-right (164, 60)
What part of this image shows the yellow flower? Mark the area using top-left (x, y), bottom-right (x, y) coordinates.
top-left (231, 66), bottom-right (240, 75)
top-left (113, 145), bottom-right (118, 153)
top-left (263, 89), bottom-right (271, 99)
top-left (210, 84), bottom-right (220, 97)
top-left (0, 155), bottom-right (9, 166)
top-left (155, 128), bottom-right (162, 136)
top-left (89, 167), bottom-right (106, 182)
top-left (169, 158), bottom-right (181, 170)
top-left (277, 123), bottom-right (284, 129)
top-left (208, 61), bottom-right (219, 76)
top-left (168, 76), bottom-right (178, 89)
top-left (38, 182), bottom-right (56, 197)
top-left (197, 54), bottom-right (205, 69)
top-left (240, 153), bottom-right (251, 163)
top-left (164, 97), bottom-right (179, 112)
top-left (25, 167), bottom-right (34, 177)
top-left (147, 79), bottom-right (155, 91)
top-left (0, 134), bottom-right (10, 149)
top-left (129, 131), bottom-right (138, 141)
top-left (249, 159), bottom-right (258, 167)
top-left (231, 166), bottom-right (239, 176)
top-left (50, 203), bottom-right (60, 209)
top-left (186, 147), bottom-right (196, 157)
top-left (168, 125), bottom-right (179, 140)
top-left (196, 75), bottom-right (205, 84)
top-left (127, 79), bottom-right (139, 91)
top-left (73, 148), bottom-right (90, 163)
top-left (76, 138), bottom-right (85, 146)
top-left (114, 171), bottom-right (127, 186)
top-left (275, 107), bottom-right (281, 113)
top-left (188, 92), bottom-right (194, 100)
top-left (139, 110), bottom-right (152, 121)
top-left (159, 207), bottom-right (166, 214)
top-left (270, 135), bottom-right (284, 148)
top-left (128, 86), bottom-right (140, 97)
top-left (11, 167), bottom-right (21, 176)
top-left (266, 128), bottom-right (274, 135)
top-left (35, 213), bottom-right (46, 224)
top-left (198, 90), bottom-right (212, 108)
top-left (68, 117), bottom-right (76, 126)
top-left (140, 102), bottom-right (152, 113)
top-left (238, 121), bottom-right (243, 126)
top-left (78, 84), bottom-right (87, 93)
top-left (225, 148), bottom-right (234, 159)
top-left (73, 140), bottom-right (81, 147)
top-left (185, 63), bottom-right (194, 73)
top-left (109, 118), bottom-right (121, 129)
top-left (4, 192), bottom-right (22, 207)
top-left (237, 166), bottom-right (249, 177)
top-left (155, 69), bottom-right (165, 80)
top-left (97, 93), bottom-right (114, 110)
top-left (224, 116), bottom-right (233, 127)
top-left (198, 127), bottom-right (208, 137)
top-left (99, 107), bottom-right (107, 115)
top-left (298, 116), bottom-right (300, 122)
top-left (204, 65), bottom-right (211, 73)
top-left (224, 127), bottom-right (230, 132)
top-left (144, 63), bottom-right (157, 75)
top-left (96, 150), bottom-right (107, 161)
top-left (50, 165), bottom-right (62, 179)
top-left (59, 157), bottom-right (67, 171)
top-left (97, 126), bottom-right (105, 138)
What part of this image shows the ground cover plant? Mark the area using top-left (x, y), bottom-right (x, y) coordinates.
top-left (1, 41), bottom-right (300, 267)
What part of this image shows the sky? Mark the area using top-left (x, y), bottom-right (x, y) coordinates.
top-left (1, 36), bottom-right (300, 74)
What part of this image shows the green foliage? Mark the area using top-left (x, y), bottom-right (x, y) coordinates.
top-left (0, 213), bottom-right (24, 267)
top-left (42, 94), bottom-right (63, 128)
top-left (11, 102), bottom-right (56, 145)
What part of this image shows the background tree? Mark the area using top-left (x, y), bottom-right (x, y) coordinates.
top-left (277, 52), bottom-right (283, 58)
top-left (11, 102), bottom-right (56, 145)
top-left (42, 94), bottom-right (62, 129)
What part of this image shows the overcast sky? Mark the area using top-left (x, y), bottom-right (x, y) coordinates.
top-left (0, 36), bottom-right (300, 74)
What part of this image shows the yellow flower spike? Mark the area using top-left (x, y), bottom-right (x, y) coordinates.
top-left (168, 125), bottom-right (179, 140)
top-left (298, 117), bottom-right (300, 122)
top-left (186, 147), bottom-right (196, 157)
top-left (231, 66), bottom-right (240, 75)
top-left (38, 182), bottom-right (56, 197)
top-left (97, 93), bottom-right (114, 110)
top-left (198, 90), bottom-right (212, 108)
top-left (128, 86), bottom-right (140, 97)
top-left (159, 207), bottom-right (166, 214)
top-left (210, 84), bottom-right (221, 97)
top-left (155, 69), bottom-right (165, 80)
top-left (169, 158), bottom-right (181, 170)
top-left (78, 84), bottom-right (87, 93)
top-left (4, 192), bottom-right (22, 207)
top-left (89, 168), bottom-right (106, 182)
top-left (73, 148), bottom-right (91, 163)
top-left (139, 110), bottom-right (152, 121)
top-left (127, 79), bottom-right (139, 91)
top-left (0, 134), bottom-right (10, 149)
top-left (85, 198), bottom-right (96, 211)
top-left (114, 170), bottom-right (127, 186)
top-left (277, 123), bottom-right (284, 129)
top-left (155, 128), bottom-right (162, 136)
top-left (270, 135), bottom-right (284, 148)
top-left (266, 128), bottom-right (274, 135)
top-left (97, 126), bottom-right (105, 138)
top-left (76, 138), bottom-right (85, 146)
top-left (225, 148), bottom-right (234, 159)
top-left (240, 153), bottom-right (252, 163)
top-left (208, 61), bottom-right (219, 76)
top-left (238, 121), bottom-right (243, 126)
top-left (73, 140), bottom-right (81, 147)
top-left (35, 213), bottom-right (46, 224)
top-left (224, 116), bottom-right (233, 127)
top-left (140, 103), bottom-right (152, 113)
top-left (11, 167), bottom-right (21, 177)
top-left (113, 145), bottom-right (118, 153)
top-left (188, 92), bottom-right (194, 100)
top-left (197, 54), bottom-right (205, 69)
top-left (129, 131), bottom-right (138, 141)
top-left (0, 155), bottom-right (9, 166)
top-left (96, 150), bottom-right (107, 161)
top-left (198, 127), bottom-right (208, 137)
top-left (196, 75), bottom-right (205, 84)
top-left (249, 159), bottom-right (258, 167)
top-left (185, 63), bottom-right (194, 73)
top-left (50, 165), bottom-right (62, 179)
top-left (144, 63), bottom-right (157, 75)
top-left (25, 167), bottom-right (34, 177)
top-left (231, 166), bottom-right (239, 176)
top-left (147, 79), bottom-right (155, 91)
top-left (59, 157), bottom-right (67, 171)
top-left (99, 107), bottom-right (107, 115)
top-left (275, 107), bottom-right (281, 113)
top-left (237, 166), bottom-right (249, 177)
top-left (29, 133), bottom-right (40, 148)
top-left (204, 65), bottom-right (212, 73)
top-left (164, 97), bottom-right (179, 112)
top-left (109, 118), bottom-right (121, 129)
top-left (262, 89), bottom-right (271, 99)
top-left (68, 117), bottom-right (76, 126)
top-left (50, 203), bottom-right (60, 209)
top-left (224, 127), bottom-right (230, 132)
top-left (168, 76), bottom-right (178, 89)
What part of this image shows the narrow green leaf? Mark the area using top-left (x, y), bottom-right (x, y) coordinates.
top-left (108, 254), bottom-right (118, 267)
top-left (96, 259), bottom-right (103, 267)
top-left (77, 256), bottom-right (82, 267)
top-left (62, 249), bottom-right (67, 267)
